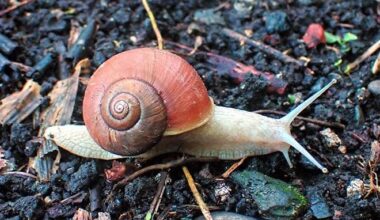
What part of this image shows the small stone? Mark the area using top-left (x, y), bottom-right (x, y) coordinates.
top-left (194, 9), bottom-right (226, 25)
top-left (264, 11), bottom-right (289, 33)
top-left (214, 182), bottom-right (231, 203)
top-left (233, 0), bottom-right (256, 18)
top-left (112, 8), bottom-right (130, 25)
top-left (195, 211), bottom-right (257, 220)
top-left (320, 128), bottom-right (342, 148)
top-left (295, 0), bottom-right (323, 5)
top-left (302, 23), bottom-right (326, 48)
top-left (338, 146), bottom-right (347, 154)
top-left (368, 80), bottom-right (380, 96)
top-left (347, 179), bottom-right (364, 198)
top-left (307, 191), bottom-right (332, 219)
top-left (231, 170), bottom-right (308, 219)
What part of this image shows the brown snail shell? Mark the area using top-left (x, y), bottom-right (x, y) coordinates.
top-left (83, 48), bottom-right (213, 156)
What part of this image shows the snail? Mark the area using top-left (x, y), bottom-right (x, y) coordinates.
top-left (44, 48), bottom-right (337, 173)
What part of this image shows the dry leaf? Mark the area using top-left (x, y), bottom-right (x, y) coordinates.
top-left (39, 58), bottom-right (90, 135)
top-left (32, 59), bottom-right (90, 181)
top-left (0, 80), bottom-right (42, 125)
top-left (31, 139), bottom-right (61, 181)
top-left (73, 208), bottom-right (92, 220)
top-left (68, 20), bottom-right (81, 49)
top-left (302, 23), bottom-right (326, 48)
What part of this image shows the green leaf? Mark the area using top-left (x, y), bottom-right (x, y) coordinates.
top-left (340, 44), bottom-right (351, 53)
top-left (324, 31), bottom-right (341, 44)
top-left (334, 59), bottom-right (343, 67)
top-left (288, 94), bottom-right (296, 105)
top-left (342, 32), bottom-right (358, 43)
top-left (344, 65), bottom-right (352, 74)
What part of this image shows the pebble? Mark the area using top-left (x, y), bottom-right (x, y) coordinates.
top-left (231, 170), bottom-right (308, 219)
top-left (368, 80), bottom-right (380, 96)
top-left (233, 0), bottom-right (256, 18)
top-left (214, 182), bottom-right (231, 203)
top-left (320, 128), bottom-right (342, 148)
top-left (338, 146), bottom-right (347, 154)
top-left (194, 9), bottom-right (226, 25)
top-left (264, 11), bottom-right (289, 33)
top-left (346, 179), bottom-right (364, 198)
top-left (307, 191), bottom-right (332, 219)
top-left (195, 211), bottom-right (258, 220)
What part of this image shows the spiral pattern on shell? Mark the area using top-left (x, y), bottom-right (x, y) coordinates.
top-left (83, 48), bottom-right (213, 156)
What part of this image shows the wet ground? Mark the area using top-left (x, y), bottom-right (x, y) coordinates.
top-left (0, 0), bottom-right (380, 219)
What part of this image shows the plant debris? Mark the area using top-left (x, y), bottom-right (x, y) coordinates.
top-left (302, 23), bottom-right (326, 48)
top-left (0, 80), bottom-right (42, 125)
top-left (104, 161), bottom-right (128, 182)
top-left (0, 147), bottom-right (7, 173)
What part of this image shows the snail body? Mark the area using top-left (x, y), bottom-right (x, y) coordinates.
top-left (45, 48), bottom-right (336, 173)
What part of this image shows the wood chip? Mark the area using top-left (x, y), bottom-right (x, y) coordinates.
top-left (0, 80), bottom-right (42, 125)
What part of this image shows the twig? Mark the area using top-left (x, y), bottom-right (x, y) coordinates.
top-left (0, 0), bottom-right (34, 17)
top-left (26, 53), bottom-right (56, 79)
top-left (66, 19), bottom-right (97, 66)
top-left (221, 157), bottom-right (247, 178)
top-left (182, 166), bottom-right (213, 220)
top-left (3, 171), bottom-right (37, 179)
top-left (254, 109), bottom-right (345, 129)
top-left (345, 39), bottom-right (380, 74)
top-left (0, 53), bottom-right (32, 72)
top-left (145, 171), bottom-right (169, 220)
top-left (10, 61), bottom-right (32, 72)
top-left (142, 0), bottom-right (163, 49)
top-left (223, 28), bottom-right (314, 74)
top-left (371, 52), bottom-right (380, 74)
top-left (113, 157), bottom-right (218, 191)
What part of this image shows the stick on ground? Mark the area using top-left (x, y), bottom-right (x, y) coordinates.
top-left (182, 166), bottom-right (213, 220)
top-left (254, 109), bottom-right (345, 129)
top-left (221, 157), bottom-right (247, 178)
top-left (145, 171), bottom-right (169, 220)
top-left (345, 39), bottom-right (380, 74)
top-left (113, 157), bottom-right (218, 191)
top-left (142, 0), bottom-right (163, 49)
top-left (222, 28), bottom-right (314, 74)
top-left (0, 0), bottom-right (34, 17)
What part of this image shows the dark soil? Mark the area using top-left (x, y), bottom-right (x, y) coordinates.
top-left (1, 0), bottom-right (380, 219)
